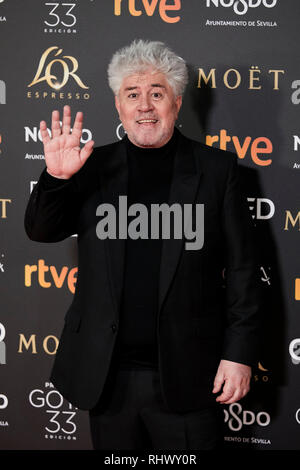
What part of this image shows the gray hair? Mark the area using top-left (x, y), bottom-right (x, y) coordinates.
top-left (107, 39), bottom-right (188, 98)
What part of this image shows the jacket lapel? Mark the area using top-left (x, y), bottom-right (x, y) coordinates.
top-left (158, 131), bottom-right (202, 316)
top-left (99, 139), bottom-right (128, 317)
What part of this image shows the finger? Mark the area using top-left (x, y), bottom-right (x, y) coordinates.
top-left (72, 111), bottom-right (83, 140)
top-left (222, 387), bottom-right (243, 405)
top-left (62, 105), bottom-right (71, 135)
top-left (40, 120), bottom-right (51, 145)
top-left (51, 110), bottom-right (61, 138)
top-left (80, 140), bottom-right (94, 165)
top-left (212, 375), bottom-right (224, 394)
top-left (215, 382), bottom-right (235, 403)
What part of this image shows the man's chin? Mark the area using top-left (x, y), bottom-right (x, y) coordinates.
top-left (129, 132), bottom-right (164, 148)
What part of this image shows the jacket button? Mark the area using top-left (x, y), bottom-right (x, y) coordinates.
top-left (111, 323), bottom-right (117, 333)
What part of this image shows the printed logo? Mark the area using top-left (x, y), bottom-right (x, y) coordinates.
top-left (224, 402), bottom-right (271, 432)
top-left (0, 322), bottom-right (6, 365)
top-left (0, 394), bottom-right (8, 409)
top-left (18, 334), bottom-right (59, 355)
top-left (0, 80), bottom-right (5, 104)
top-left (292, 80), bottom-right (300, 104)
top-left (29, 382), bottom-right (78, 441)
top-left (24, 259), bottom-right (77, 293)
top-left (206, 129), bottom-right (273, 166)
top-left (96, 196), bottom-right (205, 251)
top-left (247, 198), bottom-right (275, 220)
top-left (28, 46), bottom-right (88, 90)
top-left (284, 211), bottom-right (300, 231)
top-left (114, 0), bottom-right (182, 23)
top-left (44, 2), bottom-right (77, 34)
top-left (289, 338), bottom-right (300, 365)
top-left (27, 47), bottom-right (90, 100)
top-left (296, 279), bottom-right (300, 301)
top-left (206, 0), bottom-right (278, 16)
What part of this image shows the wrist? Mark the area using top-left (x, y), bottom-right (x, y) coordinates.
top-left (46, 169), bottom-right (70, 180)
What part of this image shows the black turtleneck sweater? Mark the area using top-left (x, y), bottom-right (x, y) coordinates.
top-left (113, 129), bottom-right (178, 370)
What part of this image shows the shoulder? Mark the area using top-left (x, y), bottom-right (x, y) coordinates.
top-left (179, 130), bottom-right (237, 172)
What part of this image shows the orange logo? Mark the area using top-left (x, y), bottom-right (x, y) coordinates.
top-left (206, 129), bottom-right (272, 166)
top-left (296, 279), bottom-right (300, 300)
top-left (114, 0), bottom-right (181, 23)
top-left (25, 259), bottom-right (77, 294)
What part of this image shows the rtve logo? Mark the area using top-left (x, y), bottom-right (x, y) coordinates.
top-left (114, 0), bottom-right (181, 23)
top-left (295, 279), bottom-right (300, 301)
top-left (25, 259), bottom-right (77, 294)
top-left (205, 129), bottom-right (273, 166)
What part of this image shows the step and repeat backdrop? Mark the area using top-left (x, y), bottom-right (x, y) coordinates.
top-left (0, 0), bottom-right (299, 450)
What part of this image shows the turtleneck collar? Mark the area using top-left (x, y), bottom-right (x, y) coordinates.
top-left (124, 126), bottom-right (179, 159)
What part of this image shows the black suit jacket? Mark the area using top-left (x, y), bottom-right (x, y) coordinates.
top-left (24, 128), bottom-right (261, 412)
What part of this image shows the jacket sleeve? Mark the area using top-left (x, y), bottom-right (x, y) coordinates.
top-left (220, 154), bottom-right (262, 367)
top-left (24, 168), bottom-right (80, 242)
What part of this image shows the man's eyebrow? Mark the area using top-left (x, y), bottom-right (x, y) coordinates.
top-left (124, 84), bottom-right (166, 91)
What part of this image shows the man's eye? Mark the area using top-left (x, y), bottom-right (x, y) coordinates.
top-left (152, 92), bottom-right (162, 98)
top-left (128, 93), bottom-right (138, 98)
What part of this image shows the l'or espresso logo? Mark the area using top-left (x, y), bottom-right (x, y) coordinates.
top-left (27, 46), bottom-right (90, 100)
top-left (25, 259), bottom-right (77, 293)
top-left (29, 382), bottom-right (78, 441)
top-left (254, 361), bottom-right (270, 383)
top-left (114, 0), bottom-right (182, 23)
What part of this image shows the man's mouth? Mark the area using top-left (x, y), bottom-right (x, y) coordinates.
top-left (136, 119), bottom-right (158, 124)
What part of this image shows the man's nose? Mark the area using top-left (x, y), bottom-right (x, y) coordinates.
top-left (138, 94), bottom-right (153, 112)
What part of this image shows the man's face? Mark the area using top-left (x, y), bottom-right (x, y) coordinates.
top-left (115, 69), bottom-right (182, 148)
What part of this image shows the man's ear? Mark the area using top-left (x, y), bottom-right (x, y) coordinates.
top-left (175, 95), bottom-right (182, 118)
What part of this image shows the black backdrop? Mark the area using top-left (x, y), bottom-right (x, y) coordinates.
top-left (0, 0), bottom-right (299, 450)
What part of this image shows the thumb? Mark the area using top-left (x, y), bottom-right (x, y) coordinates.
top-left (212, 372), bottom-right (224, 394)
top-left (80, 140), bottom-right (94, 165)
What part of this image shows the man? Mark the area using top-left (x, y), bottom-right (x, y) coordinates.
top-left (24, 39), bottom-right (261, 450)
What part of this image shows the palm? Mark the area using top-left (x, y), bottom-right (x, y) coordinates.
top-left (44, 134), bottom-right (82, 177)
top-left (40, 106), bottom-right (94, 179)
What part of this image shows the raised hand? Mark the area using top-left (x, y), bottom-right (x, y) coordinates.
top-left (40, 105), bottom-right (94, 179)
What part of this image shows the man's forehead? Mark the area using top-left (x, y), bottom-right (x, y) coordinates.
top-left (120, 71), bottom-right (169, 89)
